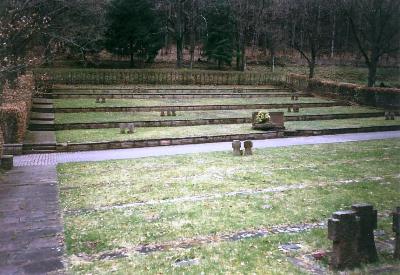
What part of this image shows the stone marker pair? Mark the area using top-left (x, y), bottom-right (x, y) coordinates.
top-left (385, 111), bottom-right (396, 120)
top-left (119, 123), bottom-right (135, 134)
top-left (96, 97), bottom-right (106, 103)
top-left (232, 140), bottom-right (253, 156)
top-left (328, 204), bottom-right (400, 270)
top-left (291, 95), bottom-right (299, 101)
top-left (287, 105), bottom-right (300, 113)
top-left (161, 110), bottom-right (177, 117)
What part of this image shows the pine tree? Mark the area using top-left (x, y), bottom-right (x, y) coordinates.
top-left (204, 2), bottom-right (236, 69)
top-left (104, 0), bottom-right (163, 67)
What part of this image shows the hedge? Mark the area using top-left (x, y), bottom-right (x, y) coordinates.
top-left (0, 74), bottom-right (35, 143)
top-left (287, 73), bottom-right (400, 109)
top-left (33, 68), bottom-right (287, 86)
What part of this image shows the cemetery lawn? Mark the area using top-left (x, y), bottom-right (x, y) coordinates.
top-left (55, 117), bottom-right (400, 143)
top-left (54, 97), bottom-right (332, 108)
top-left (60, 139), bottom-right (400, 273)
top-left (54, 106), bottom-right (382, 124)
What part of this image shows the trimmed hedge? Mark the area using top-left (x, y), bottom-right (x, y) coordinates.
top-left (287, 73), bottom-right (400, 109)
top-left (33, 68), bottom-right (286, 86)
top-left (0, 74), bottom-right (35, 143)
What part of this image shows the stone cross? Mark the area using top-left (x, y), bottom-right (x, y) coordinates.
top-left (328, 210), bottom-right (360, 270)
top-left (243, 140), bottom-right (253, 156)
top-left (127, 123), bottom-right (135, 134)
top-left (232, 140), bottom-right (242, 156)
top-left (393, 207), bottom-right (400, 260)
top-left (352, 204), bottom-right (378, 263)
top-left (119, 123), bottom-right (127, 134)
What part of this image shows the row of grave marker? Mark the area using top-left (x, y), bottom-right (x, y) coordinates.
top-left (232, 140), bottom-right (253, 156)
top-left (328, 204), bottom-right (399, 270)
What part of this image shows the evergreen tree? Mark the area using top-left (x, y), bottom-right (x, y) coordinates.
top-left (105, 0), bottom-right (163, 67)
top-left (204, 2), bottom-right (236, 69)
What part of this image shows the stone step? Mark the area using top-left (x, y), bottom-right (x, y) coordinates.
top-left (30, 112), bottom-right (55, 121)
top-left (29, 120), bottom-right (55, 131)
top-left (32, 104), bottom-right (54, 113)
top-left (32, 98), bottom-right (53, 104)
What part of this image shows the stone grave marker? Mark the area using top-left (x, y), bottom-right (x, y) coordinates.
top-left (287, 106), bottom-right (292, 112)
top-left (101, 97), bottom-right (106, 103)
top-left (167, 110), bottom-right (172, 116)
top-left (96, 97), bottom-right (100, 103)
top-left (243, 140), bottom-right (253, 156)
top-left (352, 204), bottom-right (378, 263)
top-left (161, 110), bottom-right (165, 116)
top-left (127, 123), bottom-right (135, 134)
top-left (393, 207), bottom-right (400, 259)
top-left (171, 110), bottom-right (177, 116)
top-left (328, 210), bottom-right (360, 270)
top-left (119, 123), bottom-right (127, 134)
top-left (293, 105), bottom-right (300, 113)
top-left (232, 140), bottom-right (242, 156)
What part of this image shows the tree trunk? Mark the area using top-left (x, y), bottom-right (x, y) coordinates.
top-left (367, 62), bottom-right (377, 87)
top-left (176, 0), bottom-right (184, 68)
top-left (308, 61), bottom-right (315, 79)
top-left (130, 42), bottom-right (134, 68)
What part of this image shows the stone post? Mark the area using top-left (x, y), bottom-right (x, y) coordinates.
top-left (127, 123), bottom-right (135, 134)
top-left (328, 210), bottom-right (360, 270)
top-left (0, 155), bottom-right (13, 170)
top-left (352, 204), bottom-right (378, 263)
top-left (232, 140), bottom-right (242, 156)
top-left (243, 140), bottom-right (253, 156)
top-left (119, 123), bottom-right (127, 134)
top-left (393, 207), bottom-right (400, 260)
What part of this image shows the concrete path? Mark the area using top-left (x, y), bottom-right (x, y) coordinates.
top-left (0, 166), bottom-right (64, 274)
top-left (15, 131), bottom-right (400, 167)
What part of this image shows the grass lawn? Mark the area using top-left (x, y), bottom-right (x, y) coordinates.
top-left (54, 106), bottom-right (382, 124)
top-left (54, 97), bottom-right (333, 109)
top-left (55, 117), bottom-right (400, 143)
top-left (59, 139), bottom-right (400, 273)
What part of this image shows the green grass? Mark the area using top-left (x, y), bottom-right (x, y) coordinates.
top-left (54, 97), bottom-right (332, 108)
top-left (54, 106), bottom-right (382, 124)
top-left (55, 117), bottom-right (400, 143)
top-left (60, 139), bottom-right (400, 273)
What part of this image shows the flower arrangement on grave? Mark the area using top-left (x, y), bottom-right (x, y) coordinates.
top-left (252, 110), bottom-right (275, 130)
top-left (254, 111), bottom-right (271, 124)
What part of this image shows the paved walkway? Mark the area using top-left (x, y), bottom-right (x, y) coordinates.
top-left (14, 131), bottom-right (400, 166)
top-left (0, 166), bottom-right (64, 274)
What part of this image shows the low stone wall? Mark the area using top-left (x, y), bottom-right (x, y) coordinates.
top-left (3, 144), bottom-right (23, 155)
top-left (31, 112), bottom-right (385, 131)
top-left (49, 93), bottom-right (301, 99)
top-left (50, 102), bottom-right (345, 114)
top-left (56, 131), bottom-right (285, 152)
top-left (285, 125), bottom-right (400, 137)
top-left (286, 73), bottom-right (400, 109)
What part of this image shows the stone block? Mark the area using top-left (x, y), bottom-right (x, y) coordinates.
top-left (0, 155), bottom-right (13, 170)
top-left (293, 105), bottom-right (300, 113)
top-left (393, 207), bottom-right (400, 259)
top-left (127, 123), bottom-right (135, 134)
top-left (232, 140), bottom-right (242, 156)
top-left (95, 97), bottom-right (100, 103)
top-left (119, 123), bottom-right (127, 134)
top-left (243, 140), bottom-right (253, 156)
top-left (352, 204), bottom-right (378, 263)
top-left (269, 112), bottom-right (285, 128)
top-left (328, 210), bottom-right (360, 270)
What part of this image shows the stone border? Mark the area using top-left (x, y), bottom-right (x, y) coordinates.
top-left (48, 92), bottom-right (307, 99)
top-left (50, 112), bottom-right (385, 131)
top-left (46, 102), bottom-right (346, 114)
top-left (56, 131), bottom-right (284, 152)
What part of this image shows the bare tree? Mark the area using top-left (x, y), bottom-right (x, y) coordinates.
top-left (344, 0), bottom-right (400, 86)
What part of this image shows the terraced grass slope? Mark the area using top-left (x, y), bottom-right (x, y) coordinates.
top-left (59, 139), bottom-right (400, 274)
